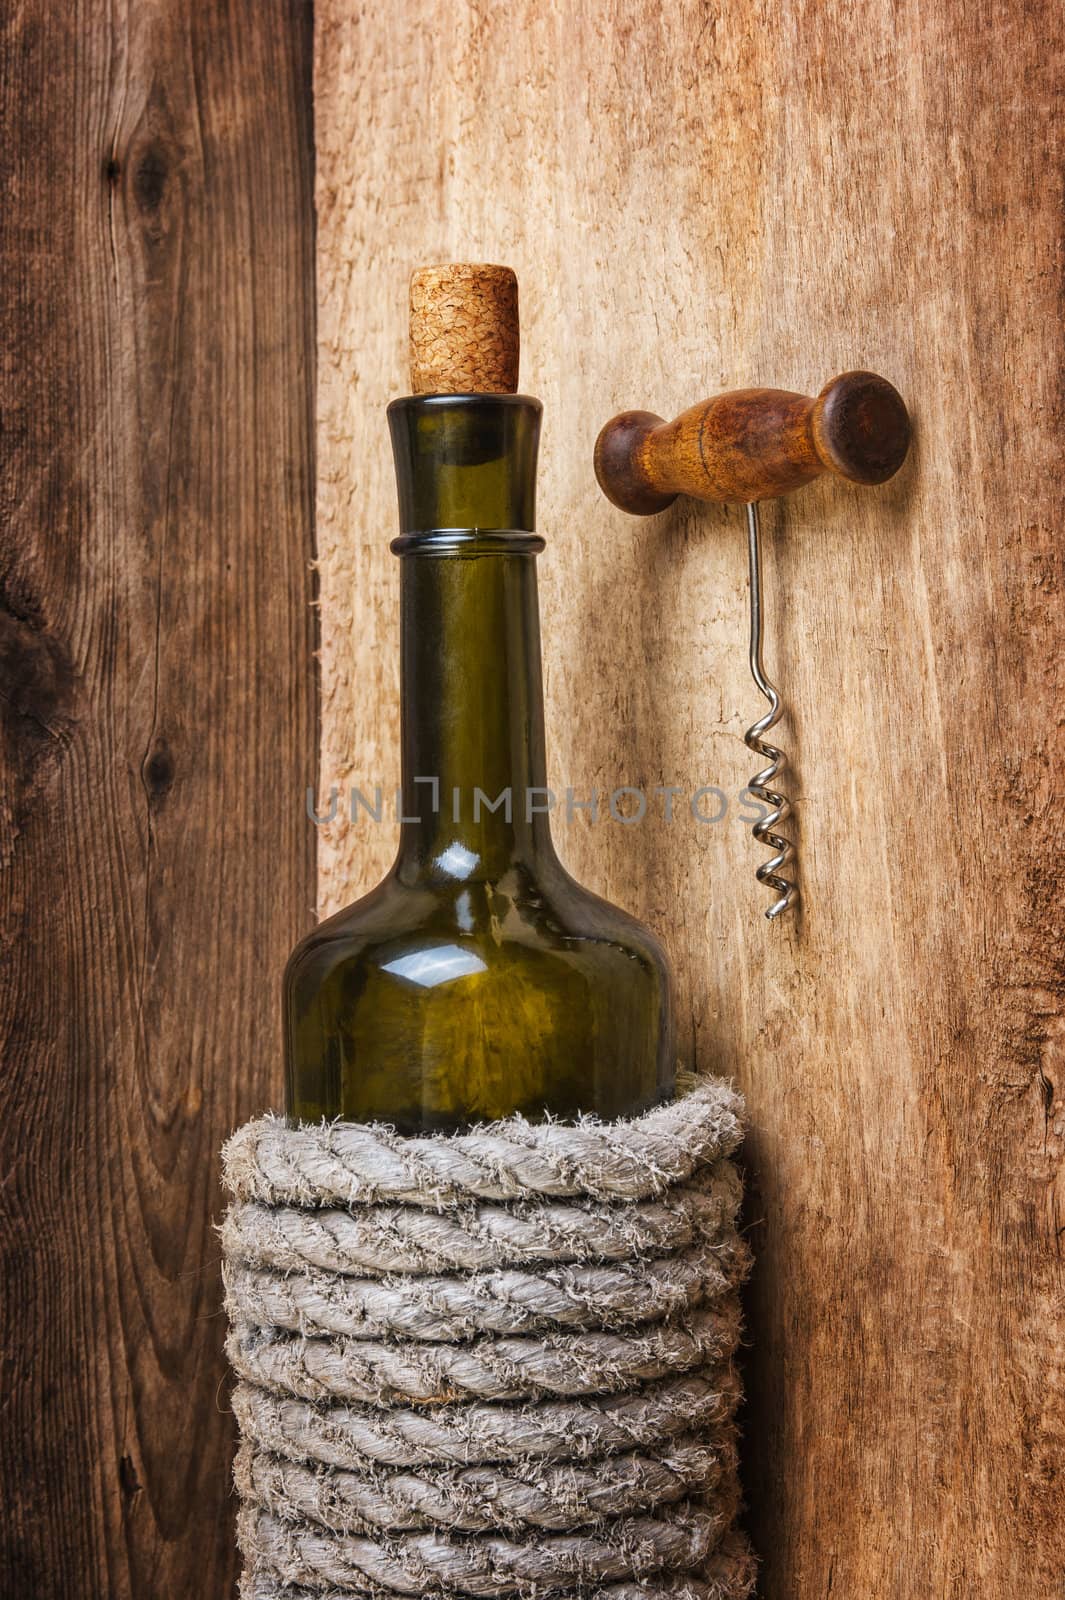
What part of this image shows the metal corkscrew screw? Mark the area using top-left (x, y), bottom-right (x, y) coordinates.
top-left (593, 368), bottom-right (912, 922)
top-left (743, 500), bottom-right (796, 918)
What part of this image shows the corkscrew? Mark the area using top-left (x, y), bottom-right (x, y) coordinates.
top-left (593, 371), bottom-right (912, 919)
top-left (743, 500), bottom-right (795, 918)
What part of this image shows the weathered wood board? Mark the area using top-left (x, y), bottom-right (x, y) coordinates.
top-left (0, 2), bottom-right (315, 1594)
top-left (314, 0), bottom-right (1065, 1592)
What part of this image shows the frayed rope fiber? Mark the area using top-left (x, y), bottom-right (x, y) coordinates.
top-left (221, 1078), bottom-right (755, 1600)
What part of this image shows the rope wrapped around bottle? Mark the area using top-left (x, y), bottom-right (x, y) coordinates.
top-left (221, 1078), bottom-right (756, 1600)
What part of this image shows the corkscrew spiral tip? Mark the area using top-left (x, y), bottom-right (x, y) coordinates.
top-left (745, 502), bottom-right (799, 920)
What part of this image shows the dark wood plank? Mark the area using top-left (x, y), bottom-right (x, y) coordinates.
top-left (0, 2), bottom-right (316, 1594)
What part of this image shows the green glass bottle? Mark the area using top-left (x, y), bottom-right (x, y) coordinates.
top-left (284, 268), bottom-right (674, 1132)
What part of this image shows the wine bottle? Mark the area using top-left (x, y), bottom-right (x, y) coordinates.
top-left (284, 264), bottom-right (674, 1132)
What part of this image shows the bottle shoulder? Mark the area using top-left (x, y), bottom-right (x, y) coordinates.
top-left (284, 858), bottom-right (675, 1129)
top-left (285, 859), bottom-right (670, 992)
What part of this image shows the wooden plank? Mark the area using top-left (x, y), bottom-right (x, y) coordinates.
top-left (0, 2), bottom-right (315, 1594)
top-left (313, 0), bottom-right (1065, 1592)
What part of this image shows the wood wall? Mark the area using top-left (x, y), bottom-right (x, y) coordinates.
top-left (315, 1), bottom-right (1065, 1594)
top-left (2, 2), bottom-right (1061, 1594)
top-left (0, 3), bottom-right (315, 1595)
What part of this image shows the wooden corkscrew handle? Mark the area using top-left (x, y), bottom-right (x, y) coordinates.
top-left (594, 370), bottom-right (911, 512)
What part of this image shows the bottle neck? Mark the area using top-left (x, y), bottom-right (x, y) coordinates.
top-left (387, 395), bottom-right (553, 883)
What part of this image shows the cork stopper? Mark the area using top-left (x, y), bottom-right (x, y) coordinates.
top-left (409, 264), bottom-right (519, 395)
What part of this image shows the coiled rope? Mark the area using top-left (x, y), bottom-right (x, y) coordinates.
top-left (222, 1079), bottom-right (755, 1600)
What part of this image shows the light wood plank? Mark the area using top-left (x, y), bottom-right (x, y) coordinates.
top-left (314, 0), bottom-right (1065, 1592)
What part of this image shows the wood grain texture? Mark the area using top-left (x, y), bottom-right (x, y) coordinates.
top-left (314, 0), bottom-right (1065, 1593)
top-left (0, 2), bottom-right (315, 1595)
top-left (595, 373), bottom-right (911, 510)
